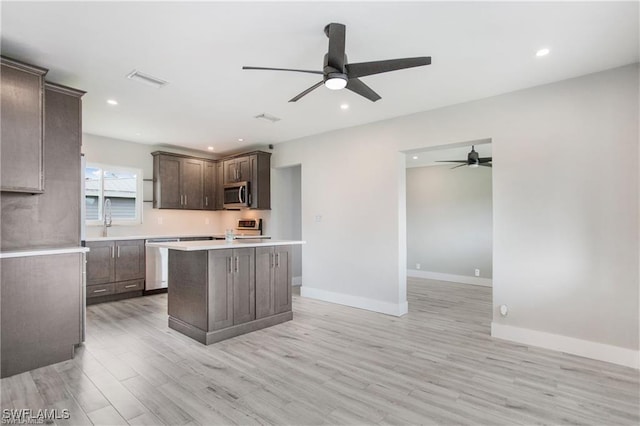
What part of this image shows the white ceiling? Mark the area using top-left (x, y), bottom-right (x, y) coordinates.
top-left (2, 2), bottom-right (638, 155)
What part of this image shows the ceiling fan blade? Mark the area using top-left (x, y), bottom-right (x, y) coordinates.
top-left (435, 160), bottom-right (467, 163)
top-left (346, 78), bottom-right (381, 102)
top-left (480, 163), bottom-right (492, 168)
top-left (288, 81), bottom-right (324, 102)
top-left (451, 163), bottom-right (467, 169)
top-left (243, 66), bottom-right (323, 75)
top-left (326, 23), bottom-right (346, 72)
top-left (346, 57), bottom-right (431, 78)
top-left (479, 157), bottom-right (492, 163)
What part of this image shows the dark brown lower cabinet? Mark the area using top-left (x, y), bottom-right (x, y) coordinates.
top-left (1, 252), bottom-right (83, 378)
top-left (85, 239), bottom-right (145, 303)
top-left (255, 245), bottom-right (292, 319)
top-left (168, 246), bottom-right (292, 345)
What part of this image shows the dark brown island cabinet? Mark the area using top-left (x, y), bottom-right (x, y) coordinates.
top-left (85, 239), bottom-right (146, 303)
top-left (1, 56), bottom-right (86, 378)
top-left (164, 242), bottom-right (296, 344)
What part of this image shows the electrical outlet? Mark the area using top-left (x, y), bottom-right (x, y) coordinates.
top-left (315, 215), bottom-right (322, 222)
top-left (416, 263), bottom-right (421, 270)
top-left (475, 268), bottom-right (480, 277)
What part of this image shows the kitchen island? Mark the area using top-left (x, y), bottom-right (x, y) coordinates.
top-left (145, 239), bottom-right (304, 344)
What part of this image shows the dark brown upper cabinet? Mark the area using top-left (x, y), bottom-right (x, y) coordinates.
top-left (152, 150), bottom-right (269, 210)
top-left (0, 57), bottom-right (48, 193)
top-left (152, 152), bottom-right (210, 210)
top-left (223, 151), bottom-right (271, 210)
top-left (223, 156), bottom-right (251, 184)
top-left (203, 160), bottom-right (216, 210)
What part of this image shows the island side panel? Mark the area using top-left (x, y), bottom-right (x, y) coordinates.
top-left (168, 250), bottom-right (208, 331)
top-left (208, 249), bottom-right (233, 330)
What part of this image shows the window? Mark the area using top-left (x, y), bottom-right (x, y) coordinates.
top-left (85, 163), bottom-right (143, 225)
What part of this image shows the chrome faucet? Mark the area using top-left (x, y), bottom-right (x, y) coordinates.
top-left (102, 198), bottom-right (112, 237)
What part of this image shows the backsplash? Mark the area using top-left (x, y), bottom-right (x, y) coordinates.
top-left (85, 205), bottom-right (271, 239)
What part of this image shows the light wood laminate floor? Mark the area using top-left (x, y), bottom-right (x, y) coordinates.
top-left (2, 278), bottom-right (638, 425)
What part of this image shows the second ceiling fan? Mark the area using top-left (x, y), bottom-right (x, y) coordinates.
top-left (243, 23), bottom-right (431, 102)
top-left (436, 146), bottom-right (492, 169)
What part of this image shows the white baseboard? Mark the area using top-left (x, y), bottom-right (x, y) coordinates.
top-left (492, 322), bottom-right (639, 369)
top-left (300, 286), bottom-right (408, 317)
top-left (292, 276), bottom-right (302, 287)
top-left (407, 269), bottom-right (492, 287)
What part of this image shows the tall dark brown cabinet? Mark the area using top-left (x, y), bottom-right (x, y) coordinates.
top-left (0, 57), bottom-right (86, 378)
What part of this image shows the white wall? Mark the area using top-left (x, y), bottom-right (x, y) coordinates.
top-left (82, 134), bottom-right (270, 238)
top-left (407, 164), bottom-right (493, 280)
top-left (272, 64), bottom-right (639, 366)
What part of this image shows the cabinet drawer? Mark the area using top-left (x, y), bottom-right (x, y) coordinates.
top-left (115, 279), bottom-right (144, 294)
top-left (86, 283), bottom-right (115, 298)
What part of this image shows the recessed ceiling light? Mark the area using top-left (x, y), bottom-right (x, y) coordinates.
top-left (238, 138), bottom-right (244, 142)
top-left (412, 155), bottom-right (419, 160)
top-left (536, 48), bottom-right (550, 57)
top-left (340, 103), bottom-right (349, 110)
top-left (207, 146), bottom-right (214, 151)
top-left (106, 99), bottom-right (118, 105)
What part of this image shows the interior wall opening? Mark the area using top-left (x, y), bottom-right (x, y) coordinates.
top-left (402, 139), bottom-right (494, 321)
top-left (271, 164), bottom-right (303, 286)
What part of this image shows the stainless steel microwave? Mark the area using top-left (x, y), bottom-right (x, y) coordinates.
top-left (223, 181), bottom-right (250, 209)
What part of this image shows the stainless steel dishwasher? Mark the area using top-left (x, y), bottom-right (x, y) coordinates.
top-left (145, 238), bottom-right (180, 291)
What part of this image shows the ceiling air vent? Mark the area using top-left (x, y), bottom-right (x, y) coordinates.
top-left (126, 70), bottom-right (168, 88)
top-left (254, 113), bottom-right (281, 123)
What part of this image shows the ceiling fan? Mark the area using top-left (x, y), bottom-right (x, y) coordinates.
top-left (242, 23), bottom-right (431, 102)
top-left (436, 146), bottom-right (492, 169)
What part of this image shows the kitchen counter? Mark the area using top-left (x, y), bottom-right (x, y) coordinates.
top-left (146, 239), bottom-right (303, 251)
top-left (84, 233), bottom-right (272, 242)
top-left (0, 246), bottom-right (90, 259)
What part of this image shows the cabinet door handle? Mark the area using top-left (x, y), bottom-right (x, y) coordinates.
top-left (124, 284), bottom-right (137, 289)
top-left (205, 196), bottom-right (208, 206)
top-left (185, 195), bottom-right (187, 205)
top-left (117, 246), bottom-right (120, 258)
top-left (227, 257), bottom-right (232, 274)
top-left (93, 289), bottom-right (107, 294)
top-left (276, 253), bottom-right (280, 268)
top-left (111, 246), bottom-right (115, 258)
top-left (270, 253), bottom-right (274, 268)
top-left (235, 256), bottom-right (239, 273)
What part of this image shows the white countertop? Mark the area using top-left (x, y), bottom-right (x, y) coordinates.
top-left (0, 246), bottom-right (90, 259)
top-left (84, 233), bottom-right (217, 242)
top-left (84, 233), bottom-right (270, 242)
top-left (146, 239), bottom-right (305, 251)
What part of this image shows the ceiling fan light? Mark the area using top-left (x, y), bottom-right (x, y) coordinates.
top-left (325, 75), bottom-right (347, 90)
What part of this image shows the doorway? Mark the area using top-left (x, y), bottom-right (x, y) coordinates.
top-left (403, 139), bottom-right (494, 316)
top-left (272, 165), bottom-right (303, 286)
